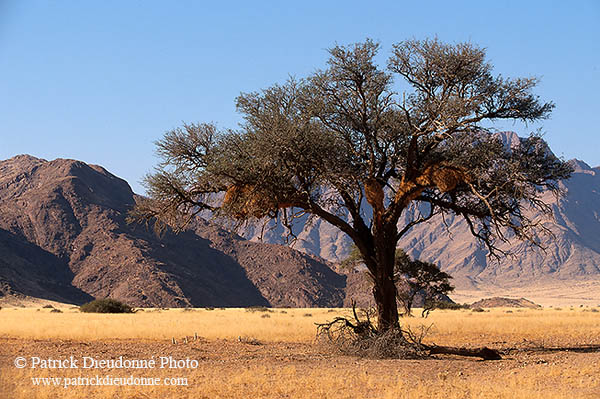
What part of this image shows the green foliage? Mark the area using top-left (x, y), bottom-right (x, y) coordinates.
top-left (79, 298), bottom-right (133, 314)
top-left (343, 244), bottom-right (454, 317)
top-left (339, 245), bottom-right (364, 270)
top-left (394, 249), bottom-right (454, 317)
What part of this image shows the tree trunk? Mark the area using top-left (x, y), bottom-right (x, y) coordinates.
top-left (369, 220), bottom-right (401, 332)
top-left (373, 275), bottom-right (400, 331)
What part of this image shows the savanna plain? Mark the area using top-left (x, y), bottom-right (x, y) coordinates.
top-left (1, 306), bottom-right (599, 398)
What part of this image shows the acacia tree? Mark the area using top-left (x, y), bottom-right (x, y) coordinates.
top-left (393, 250), bottom-right (453, 318)
top-left (341, 245), bottom-right (453, 318)
top-left (133, 38), bottom-right (572, 333)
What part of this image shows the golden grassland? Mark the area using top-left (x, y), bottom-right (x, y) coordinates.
top-left (1, 306), bottom-right (599, 398)
top-left (1, 306), bottom-right (599, 346)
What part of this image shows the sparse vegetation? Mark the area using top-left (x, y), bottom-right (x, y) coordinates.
top-left (2, 306), bottom-right (599, 345)
top-left (426, 301), bottom-right (470, 311)
top-left (237, 335), bottom-right (262, 345)
top-left (245, 306), bottom-right (274, 313)
top-left (1, 304), bottom-right (600, 398)
top-left (79, 298), bottom-right (133, 314)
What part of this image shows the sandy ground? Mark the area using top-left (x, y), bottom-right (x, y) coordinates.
top-left (451, 279), bottom-right (600, 307)
top-left (1, 336), bottom-right (599, 399)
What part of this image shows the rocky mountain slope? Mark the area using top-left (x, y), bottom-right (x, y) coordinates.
top-left (398, 158), bottom-right (600, 290)
top-left (3, 129), bottom-right (598, 307)
top-left (234, 132), bottom-right (600, 292)
top-left (0, 155), bottom-right (345, 307)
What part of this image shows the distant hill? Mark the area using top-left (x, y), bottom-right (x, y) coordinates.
top-left (469, 297), bottom-right (541, 309)
top-left (0, 155), bottom-right (345, 307)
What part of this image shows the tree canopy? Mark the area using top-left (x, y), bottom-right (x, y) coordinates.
top-left (133, 38), bottom-right (572, 331)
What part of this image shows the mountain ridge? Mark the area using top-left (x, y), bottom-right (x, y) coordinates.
top-left (0, 154), bottom-right (346, 307)
top-left (2, 130), bottom-right (599, 307)
top-left (230, 132), bottom-right (600, 294)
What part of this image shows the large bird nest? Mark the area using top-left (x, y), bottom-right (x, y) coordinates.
top-left (222, 184), bottom-right (303, 219)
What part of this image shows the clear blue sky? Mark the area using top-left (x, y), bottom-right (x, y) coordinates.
top-left (1, 1), bottom-right (598, 194)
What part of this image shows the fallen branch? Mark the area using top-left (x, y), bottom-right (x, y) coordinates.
top-left (424, 345), bottom-right (502, 360)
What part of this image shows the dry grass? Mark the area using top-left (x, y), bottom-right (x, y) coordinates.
top-left (2, 360), bottom-right (598, 399)
top-left (1, 306), bottom-right (599, 347)
top-left (1, 306), bottom-right (599, 398)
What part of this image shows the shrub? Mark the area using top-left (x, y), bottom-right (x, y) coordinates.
top-left (237, 336), bottom-right (262, 345)
top-left (471, 307), bottom-right (485, 313)
top-left (245, 306), bottom-right (273, 313)
top-left (429, 301), bottom-right (470, 310)
top-left (79, 298), bottom-right (133, 314)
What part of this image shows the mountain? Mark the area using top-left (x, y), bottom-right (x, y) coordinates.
top-left (3, 130), bottom-right (598, 308)
top-left (397, 158), bottom-right (600, 290)
top-left (0, 155), bottom-right (345, 307)
top-left (232, 132), bottom-right (600, 296)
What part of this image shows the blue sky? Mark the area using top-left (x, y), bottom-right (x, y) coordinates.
top-left (1, 1), bottom-right (598, 194)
